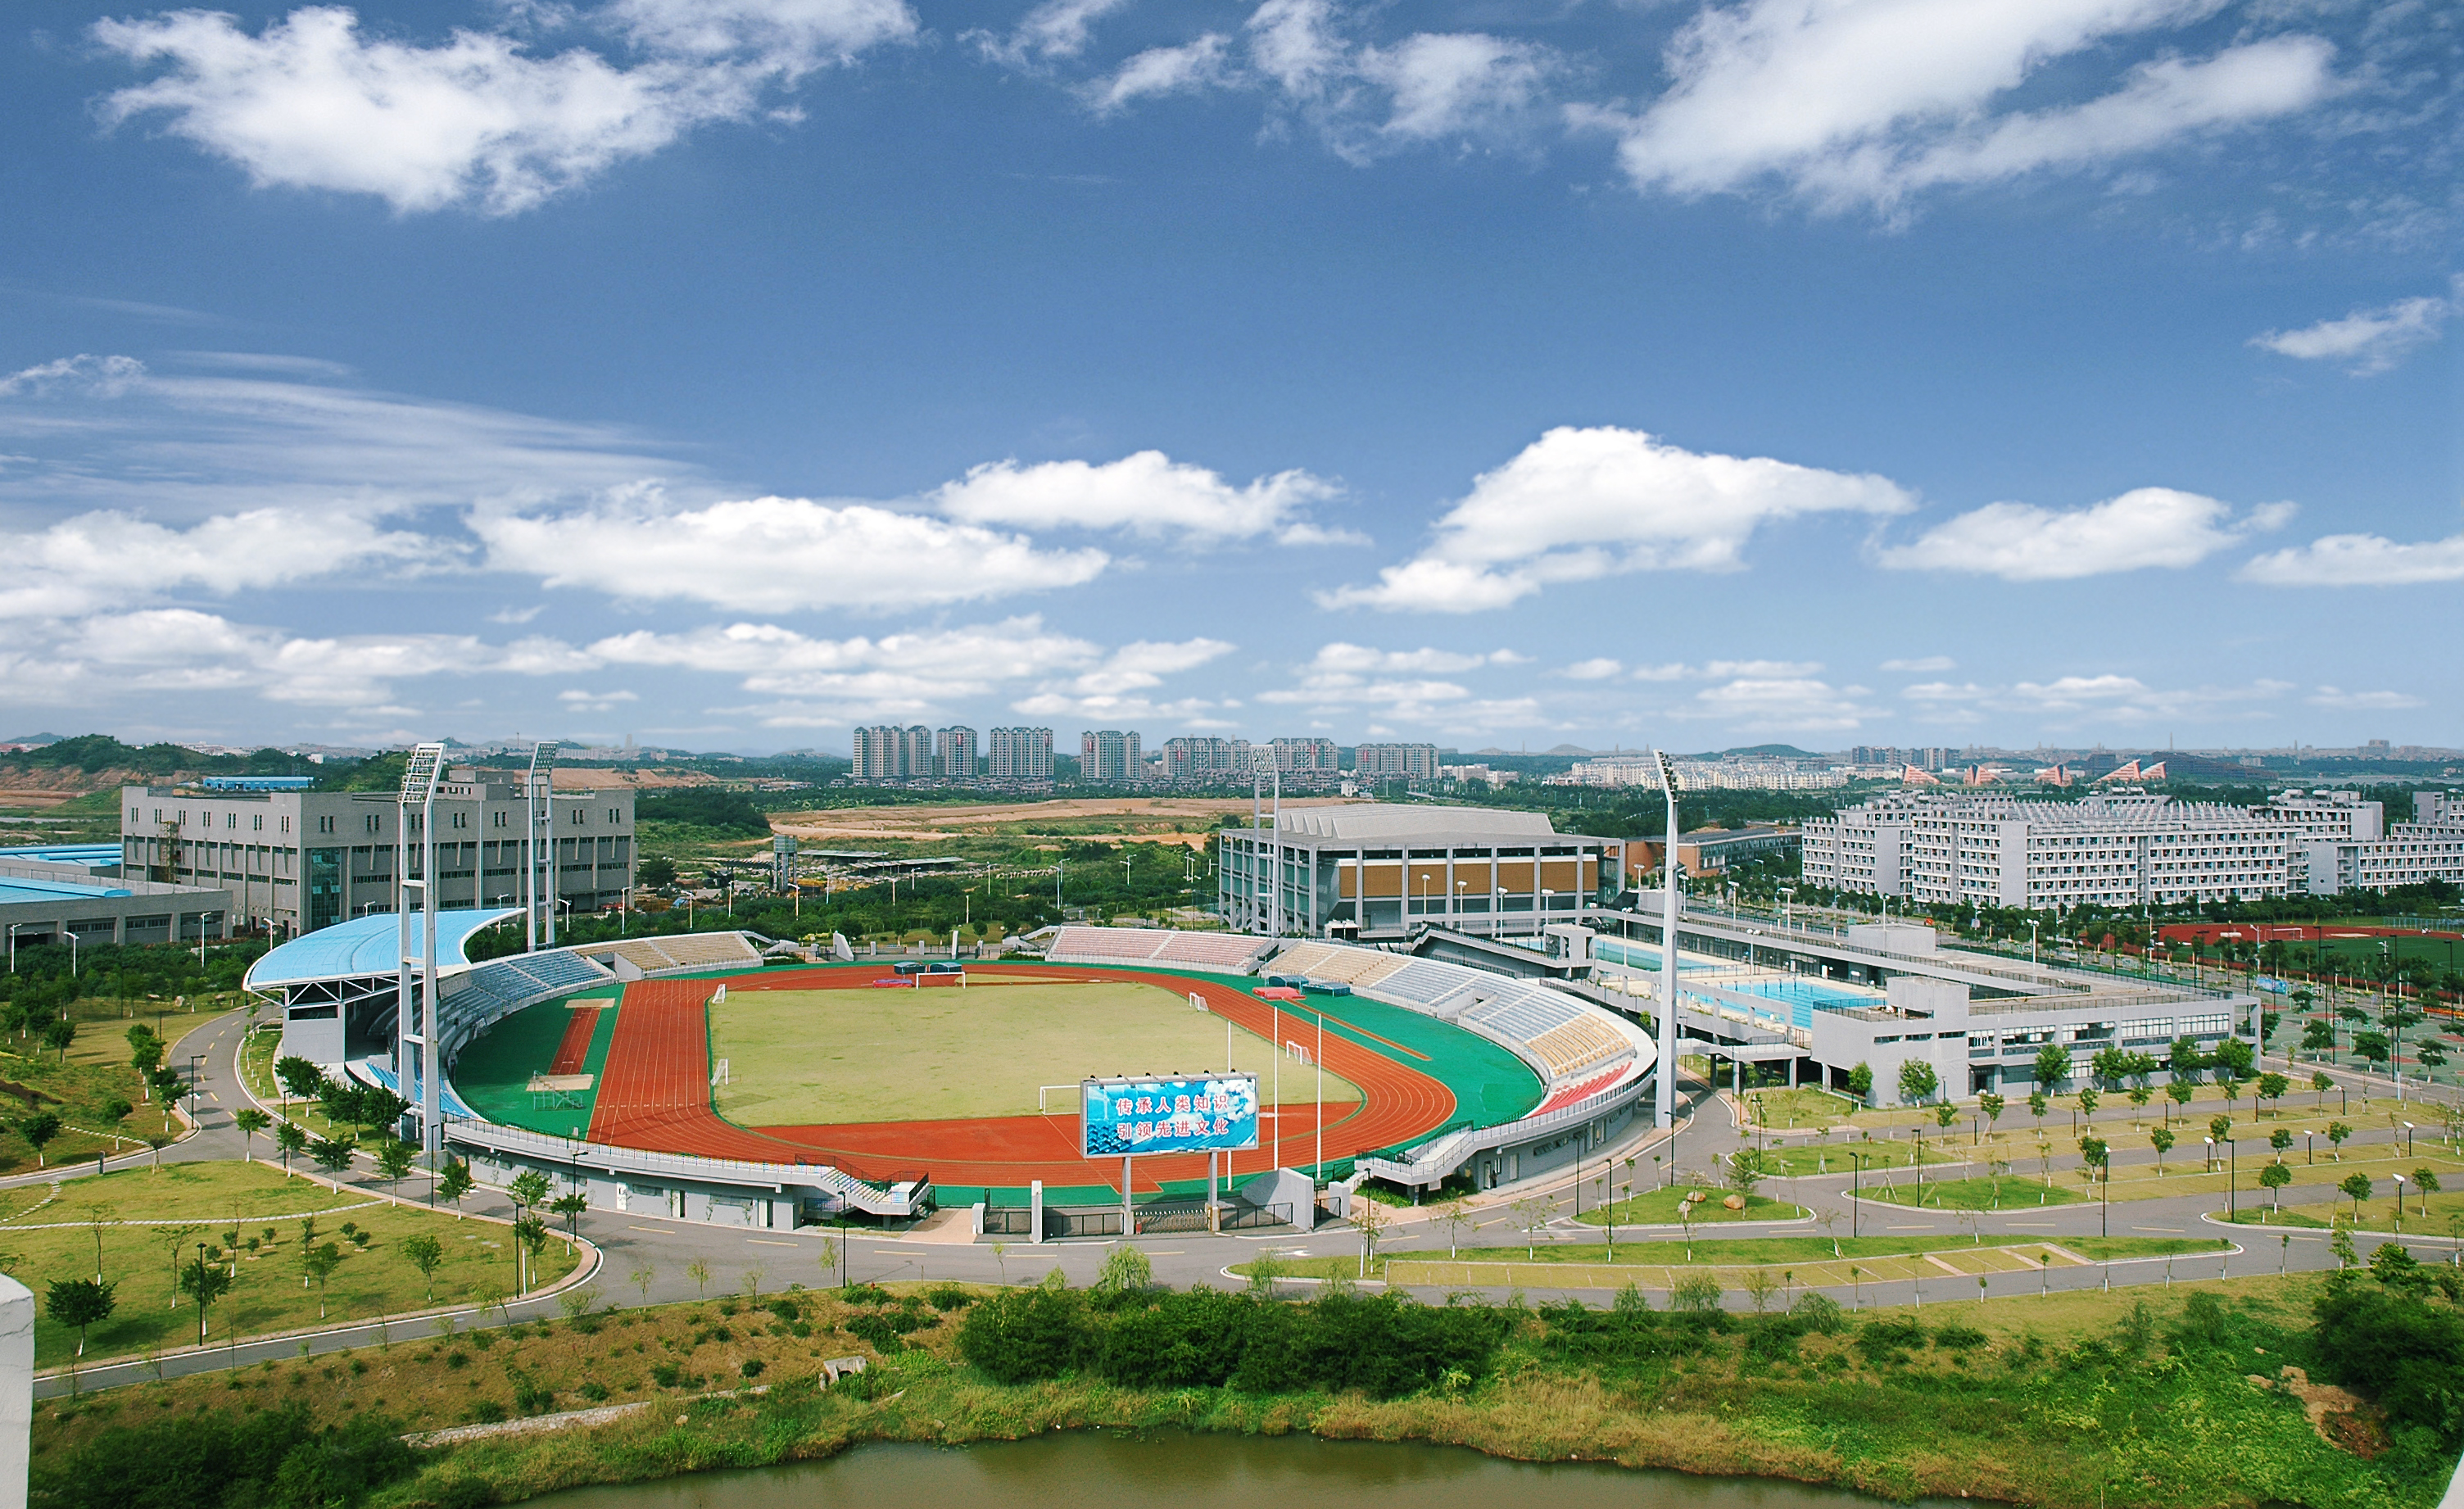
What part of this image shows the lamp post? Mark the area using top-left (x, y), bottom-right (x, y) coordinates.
top-left (1850, 1152), bottom-right (1864, 1239)
top-left (1653, 750), bottom-right (1680, 1131)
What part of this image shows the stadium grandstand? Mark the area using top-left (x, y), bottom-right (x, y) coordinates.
top-left (1040, 925), bottom-right (1275, 973)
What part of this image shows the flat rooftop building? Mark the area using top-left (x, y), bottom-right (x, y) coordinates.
top-left (1219, 804), bottom-right (1622, 940)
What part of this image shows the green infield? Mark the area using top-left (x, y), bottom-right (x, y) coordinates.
top-left (709, 981), bottom-right (1362, 1126)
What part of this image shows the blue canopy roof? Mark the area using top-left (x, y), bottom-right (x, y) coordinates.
top-left (0, 874), bottom-right (133, 905)
top-left (246, 908), bottom-right (523, 990)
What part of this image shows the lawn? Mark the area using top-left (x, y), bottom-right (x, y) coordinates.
top-left (1741, 1086), bottom-right (1863, 1129)
top-left (0, 1008), bottom-right (235, 1175)
top-left (5, 1159), bottom-right (579, 1372)
top-left (709, 981), bottom-right (1360, 1126)
top-left (1572, 1188), bottom-right (1807, 1226)
top-left (1859, 1174), bottom-right (2089, 1211)
top-left (1742, 1138), bottom-right (1959, 1177)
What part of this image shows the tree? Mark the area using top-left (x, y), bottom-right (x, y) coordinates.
top-left (231, 1107), bottom-right (270, 1162)
top-left (1846, 1063), bottom-right (1873, 1104)
top-left (1508, 1194), bottom-right (1553, 1260)
top-left (1978, 1091), bottom-right (2005, 1138)
top-left (2270, 1127), bottom-right (2293, 1160)
top-left (2167, 1035), bottom-right (2206, 1084)
top-left (2166, 1079), bottom-right (2194, 1119)
top-left (47, 1277), bottom-right (116, 1357)
top-left (2303, 1019), bottom-right (2337, 1056)
top-left (1350, 1197), bottom-right (1390, 1279)
top-left (2327, 1121), bottom-right (2352, 1160)
top-left (2149, 1123), bottom-right (2177, 1177)
top-left (126, 1026), bottom-right (165, 1080)
top-left (437, 1159), bottom-right (474, 1216)
top-left (2410, 1168), bottom-right (2439, 1217)
top-left (2078, 1086), bottom-right (2100, 1121)
top-left (687, 1258), bottom-right (712, 1298)
top-left (43, 1017), bottom-right (77, 1060)
top-left (515, 1217), bottom-right (550, 1293)
top-left (508, 1170), bottom-right (552, 1212)
top-left (2032, 1043), bottom-right (2070, 1095)
top-left (2339, 1172), bottom-right (2371, 1221)
top-left (2311, 1071), bottom-right (2334, 1108)
top-left (274, 1054), bottom-right (326, 1106)
top-left (400, 1234), bottom-right (445, 1302)
top-left (309, 1135), bottom-right (357, 1174)
top-left (2353, 1031), bottom-right (2390, 1070)
top-left (2258, 1072), bottom-right (2290, 1117)
top-left (1438, 1196), bottom-right (1475, 1259)
top-left (1726, 1148), bottom-right (1769, 1200)
top-left (2258, 1161), bottom-right (2292, 1210)
top-left (176, 1249), bottom-right (233, 1343)
top-left (374, 1139), bottom-right (417, 1190)
top-left (2211, 1036), bottom-right (2255, 1081)
top-left (1896, 1059), bottom-right (1940, 1107)
top-left (637, 856), bottom-right (679, 889)
top-left (550, 1193), bottom-right (588, 1252)
top-left (18, 1112), bottom-right (61, 1168)
top-left (273, 1120), bottom-right (308, 1173)
top-left (302, 1243), bottom-right (343, 1318)
top-left (2028, 1090), bottom-right (2049, 1124)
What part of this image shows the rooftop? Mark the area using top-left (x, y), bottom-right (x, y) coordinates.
top-left (246, 907), bottom-right (523, 990)
top-left (0, 873), bottom-right (133, 906)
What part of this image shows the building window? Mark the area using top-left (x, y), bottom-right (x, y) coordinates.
top-left (225, 813), bottom-right (237, 829)
top-left (491, 810), bottom-right (507, 828)
top-left (252, 814), bottom-right (264, 831)
top-left (280, 817), bottom-right (291, 834)
top-left (451, 812), bottom-right (469, 830)
top-left (366, 814), bottom-right (381, 834)
top-left (607, 808), bottom-right (619, 824)
top-left (317, 815), bottom-right (335, 834)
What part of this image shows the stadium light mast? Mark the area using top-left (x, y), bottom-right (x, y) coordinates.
top-left (396, 743), bottom-right (446, 1159)
top-left (1654, 749), bottom-right (1681, 1131)
top-left (524, 741), bottom-right (559, 954)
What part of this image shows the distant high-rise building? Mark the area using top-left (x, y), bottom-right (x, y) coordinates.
top-left (935, 726), bottom-right (978, 780)
top-left (1270, 737), bottom-right (1340, 786)
top-left (1162, 736), bottom-right (1251, 784)
top-left (852, 725), bottom-right (935, 781)
top-left (988, 727), bottom-right (1054, 783)
top-left (1354, 742), bottom-right (1440, 782)
top-left (1080, 729), bottom-right (1144, 785)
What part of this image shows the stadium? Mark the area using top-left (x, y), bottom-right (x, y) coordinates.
top-left (243, 919), bottom-right (1657, 1236)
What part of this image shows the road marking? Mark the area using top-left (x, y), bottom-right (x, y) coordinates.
top-left (746, 1239), bottom-right (799, 1247)
top-left (625, 1225), bottom-right (666, 1232)
top-left (1886, 1225), bottom-right (1935, 1231)
top-left (2132, 1226), bottom-right (2185, 1234)
top-left (2006, 1223), bottom-right (2059, 1230)
top-left (1144, 1250), bottom-right (1185, 1256)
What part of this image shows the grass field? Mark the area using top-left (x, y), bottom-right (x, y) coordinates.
top-left (709, 981), bottom-right (1362, 1126)
top-left (1859, 1174), bottom-right (2090, 1210)
top-left (2, 1160), bottom-right (578, 1372)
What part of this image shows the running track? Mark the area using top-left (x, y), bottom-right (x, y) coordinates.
top-left (585, 964), bottom-right (1457, 1193)
top-left (547, 1006), bottom-right (600, 1076)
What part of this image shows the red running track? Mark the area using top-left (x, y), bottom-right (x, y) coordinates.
top-left (586, 964), bottom-right (1456, 1193)
top-left (548, 1006), bottom-right (600, 1076)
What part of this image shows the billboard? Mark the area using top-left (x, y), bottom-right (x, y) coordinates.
top-left (1080, 1073), bottom-right (1261, 1158)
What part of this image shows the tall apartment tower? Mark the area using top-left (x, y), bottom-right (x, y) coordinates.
top-left (896, 725), bottom-right (934, 779)
top-left (1080, 729), bottom-right (1144, 785)
top-left (935, 726), bottom-right (979, 780)
top-left (988, 727), bottom-right (1054, 783)
top-left (850, 726), bottom-right (901, 782)
top-left (1354, 742), bottom-right (1441, 782)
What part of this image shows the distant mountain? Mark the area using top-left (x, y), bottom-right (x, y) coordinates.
top-left (0, 733), bottom-right (66, 746)
top-left (1706, 744), bottom-right (1818, 759)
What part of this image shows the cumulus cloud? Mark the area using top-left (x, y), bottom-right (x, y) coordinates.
top-left (1882, 655), bottom-right (1955, 673)
top-left (1557, 657), bottom-right (1625, 681)
top-left (474, 492), bottom-right (1110, 612)
top-left (972, 0), bottom-right (1134, 68)
top-left (1904, 672), bottom-right (2293, 723)
top-left (1674, 675), bottom-right (1880, 733)
top-left (92, 0), bottom-right (914, 214)
top-left (2240, 518), bottom-right (2464, 586)
top-left (2251, 284), bottom-right (2459, 374)
top-left (1874, 487), bottom-right (2293, 580)
top-left (1320, 427), bottom-right (1913, 612)
top-left (1085, 36), bottom-right (1232, 112)
top-left (2308, 686), bottom-right (2424, 710)
top-left (930, 450), bottom-right (1348, 544)
top-left (1583, 0), bottom-right (2336, 211)
top-left (1252, 641), bottom-right (1538, 728)
top-left (0, 506), bottom-right (446, 620)
top-left (0, 354), bottom-right (148, 399)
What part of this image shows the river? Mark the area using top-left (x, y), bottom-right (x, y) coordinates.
top-left (529, 1432), bottom-right (1945, 1509)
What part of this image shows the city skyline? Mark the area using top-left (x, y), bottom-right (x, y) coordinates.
top-left (2, 0), bottom-right (2456, 754)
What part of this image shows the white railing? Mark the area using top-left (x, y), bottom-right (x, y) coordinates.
top-left (444, 1119), bottom-right (923, 1216)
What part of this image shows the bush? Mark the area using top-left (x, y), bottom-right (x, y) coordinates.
top-left (925, 1284), bottom-right (976, 1312)
top-left (1789, 1292), bottom-right (1846, 1334)
top-left (1670, 1274), bottom-right (1723, 1312)
top-left (38, 1403), bottom-right (416, 1509)
top-left (2313, 1279), bottom-right (2464, 1448)
top-left (1932, 1324), bottom-right (1987, 1351)
top-left (1855, 1318), bottom-right (1928, 1360)
top-left (739, 1359), bottom-right (765, 1379)
top-left (958, 1284), bottom-right (1088, 1382)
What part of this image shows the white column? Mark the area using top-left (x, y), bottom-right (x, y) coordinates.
top-left (0, 1274), bottom-right (26, 1509)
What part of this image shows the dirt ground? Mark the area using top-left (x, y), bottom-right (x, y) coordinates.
top-left (772, 795), bottom-right (1363, 846)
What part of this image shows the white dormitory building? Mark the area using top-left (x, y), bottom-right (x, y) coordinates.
top-left (1547, 757), bottom-right (1847, 791)
top-left (1804, 791), bottom-right (2464, 906)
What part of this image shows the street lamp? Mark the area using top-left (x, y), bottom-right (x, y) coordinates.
top-left (1850, 1152), bottom-right (1865, 1239)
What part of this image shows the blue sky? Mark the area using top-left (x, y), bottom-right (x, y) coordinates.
top-left (2, 0), bottom-right (2457, 755)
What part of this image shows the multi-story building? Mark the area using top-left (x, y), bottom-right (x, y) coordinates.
top-left (987, 727), bottom-right (1054, 784)
top-left (1080, 729), bottom-right (1144, 785)
top-left (1162, 736), bottom-right (1251, 785)
top-left (1219, 803), bottom-right (1622, 940)
top-left (1352, 743), bottom-right (1440, 782)
top-left (122, 768), bottom-right (635, 937)
top-left (935, 726), bottom-right (978, 780)
top-left (1805, 793), bottom-right (2294, 907)
top-left (1270, 737), bottom-right (1341, 788)
top-left (1546, 757), bottom-right (1844, 791)
top-left (2290, 789), bottom-right (2464, 895)
top-left (851, 725), bottom-right (935, 782)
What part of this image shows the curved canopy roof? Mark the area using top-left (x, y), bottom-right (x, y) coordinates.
top-left (247, 908), bottom-right (522, 990)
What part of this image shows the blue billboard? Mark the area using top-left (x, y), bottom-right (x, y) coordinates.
top-left (1080, 1074), bottom-right (1261, 1158)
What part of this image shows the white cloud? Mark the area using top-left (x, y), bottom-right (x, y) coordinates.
top-left (1904, 672), bottom-right (2294, 723)
top-left (2251, 285), bottom-right (2458, 374)
top-left (2308, 686), bottom-right (2424, 711)
top-left (929, 450), bottom-right (1344, 543)
top-left (1874, 487), bottom-right (2291, 580)
top-left (1675, 676), bottom-right (1879, 733)
top-left (1320, 426), bottom-right (1913, 612)
top-left (1085, 36), bottom-right (1232, 112)
top-left (1252, 641), bottom-right (1538, 729)
top-left (1585, 0), bottom-right (2336, 211)
top-left (0, 354), bottom-right (148, 399)
top-left (2240, 520), bottom-right (2464, 586)
top-left (0, 505), bottom-right (444, 619)
top-left (92, 1), bottom-right (914, 215)
top-left (1557, 657), bottom-right (1624, 681)
top-left (1358, 32), bottom-right (1557, 144)
top-left (1882, 655), bottom-right (1955, 673)
top-left (973, 0), bottom-right (1134, 67)
top-left (557, 687), bottom-right (640, 713)
top-left (473, 491), bottom-right (1110, 611)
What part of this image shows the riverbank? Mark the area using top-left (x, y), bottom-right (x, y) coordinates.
top-left (31, 1269), bottom-right (2453, 1509)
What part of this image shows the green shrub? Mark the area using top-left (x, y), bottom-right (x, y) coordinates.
top-left (957, 1285), bottom-right (1085, 1381)
top-left (2312, 1277), bottom-right (2464, 1448)
top-left (37, 1402), bottom-right (416, 1509)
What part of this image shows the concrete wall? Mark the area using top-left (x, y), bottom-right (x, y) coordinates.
top-left (0, 1274), bottom-right (28, 1509)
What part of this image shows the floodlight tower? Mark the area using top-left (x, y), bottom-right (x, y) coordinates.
top-left (1653, 749), bottom-right (1681, 1131)
top-left (523, 741), bottom-right (559, 953)
top-left (396, 742), bottom-right (446, 1158)
top-left (1250, 749), bottom-right (1283, 936)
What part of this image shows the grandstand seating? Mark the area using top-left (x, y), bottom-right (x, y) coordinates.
top-left (496, 949), bottom-right (614, 996)
top-left (1042, 926), bottom-right (1272, 974)
top-left (573, 931), bottom-right (763, 977)
top-left (1524, 1017), bottom-right (1628, 1078)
